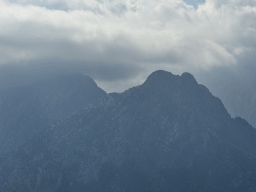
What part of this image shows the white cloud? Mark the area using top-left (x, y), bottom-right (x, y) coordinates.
top-left (0, 0), bottom-right (256, 92)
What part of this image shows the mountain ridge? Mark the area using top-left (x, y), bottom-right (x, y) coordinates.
top-left (0, 73), bottom-right (107, 153)
top-left (1, 70), bottom-right (256, 192)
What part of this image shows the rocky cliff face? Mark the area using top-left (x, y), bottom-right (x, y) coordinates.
top-left (1, 70), bottom-right (256, 192)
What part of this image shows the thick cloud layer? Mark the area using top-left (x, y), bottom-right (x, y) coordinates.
top-left (0, 0), bottom-right (256, 92)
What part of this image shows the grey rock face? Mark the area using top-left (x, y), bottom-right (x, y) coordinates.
top-left (1, 70), bottom-right (256, 192)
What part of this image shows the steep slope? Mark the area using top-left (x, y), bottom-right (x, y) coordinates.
top-left (196, 71), bottom-right (256, 128)
top-left (1, 70), bottom-right (256, 192)
top-left (219, 85), bottom-right (256, 128)
top-left (0, 73), bottom-right (107, 153)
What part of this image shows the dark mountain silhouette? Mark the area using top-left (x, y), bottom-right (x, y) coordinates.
top-left (1, 70), bottom-right (256, 192)
top-left (0, 73), bottom-right (106, 153)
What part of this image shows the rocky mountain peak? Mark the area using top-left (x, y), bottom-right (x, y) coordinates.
top-left (143, 70), bottom-right (177, 86)
top-left (181, 72), bottom-right (198, 85)
top-left (142, 70), bottom-right (198, 91)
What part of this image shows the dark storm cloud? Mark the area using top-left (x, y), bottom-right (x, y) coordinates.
top-left (0, 0), bottom-right (256, 92)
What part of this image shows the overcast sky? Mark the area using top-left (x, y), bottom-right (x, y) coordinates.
top-left (0, 0), bottom-right (256, 92)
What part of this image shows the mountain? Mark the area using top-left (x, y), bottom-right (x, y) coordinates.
top-left (1, 70), bottom-right (256, 192)
top-left (196, 70), bottom-right (256, 128)
top-left (213, 83), bottom-right (256, 128)
top-left (215, 83), bottom-right (256, 128)
top-left (0, 73), bottom-right (107, 153)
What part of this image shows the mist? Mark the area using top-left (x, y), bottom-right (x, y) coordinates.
top-left (1, 1), bottom-right (256, 191)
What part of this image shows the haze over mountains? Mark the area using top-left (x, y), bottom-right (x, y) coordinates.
top-left (1, 0), bottom-right (255, 190)
top-left (0, 70), bottom-right (256, 192)
top-left (207, 80), bottom-right (256, 129)
top-left (0, 73), bottom-right (106, 153)
top-left (2, 64), bottom-right (256, 129)
top-left (196, 68), bottom-right (256, 129)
